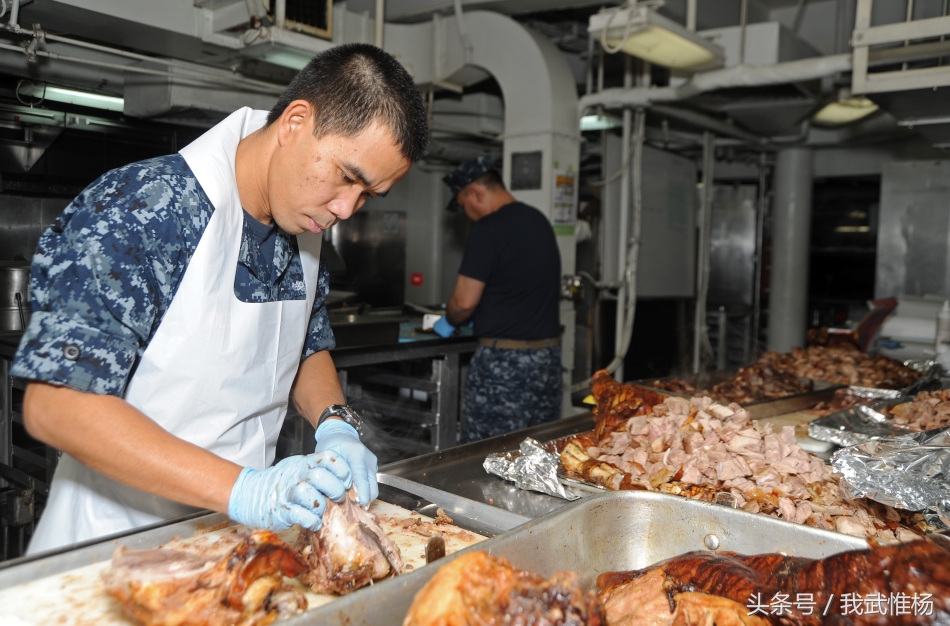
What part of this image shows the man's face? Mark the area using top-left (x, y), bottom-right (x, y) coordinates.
top-left (269, 110), bottom-right (411, 235)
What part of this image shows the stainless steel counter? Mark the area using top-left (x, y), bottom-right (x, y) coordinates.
top-left (379, 411), bottom-right (595, 520)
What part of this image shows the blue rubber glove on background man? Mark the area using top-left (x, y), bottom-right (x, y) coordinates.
top-left (314, 420), bottom-right (379, 506)
top-left (433, 316), bottom-right (457, 338)
top-left (228, 451), bottom-right (350, 531)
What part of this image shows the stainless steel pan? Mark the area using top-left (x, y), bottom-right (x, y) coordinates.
top-left (284, 489), bottom-right (867, 625)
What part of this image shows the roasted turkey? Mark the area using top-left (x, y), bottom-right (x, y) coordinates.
top-left (103, 529), bottom-right (308, 626)
top-left (598, 539), bottom-right (950, 625)
top-left (295, 487), bottom-right (404, 594)
top-left (403, 550), bottom-right (605, 626)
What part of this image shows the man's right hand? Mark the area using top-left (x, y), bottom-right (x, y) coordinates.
top-left (432, 316), bottom-right (457, 338)
top-left (227, 452), bottom-right (351, 531)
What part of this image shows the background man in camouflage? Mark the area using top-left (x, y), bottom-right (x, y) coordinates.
top-left (435, 155), bottom-right (563, 442)
top-left (13, 43), bottom-right (429, 554)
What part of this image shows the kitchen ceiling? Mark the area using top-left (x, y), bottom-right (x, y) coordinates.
top-left (0, 0), bottom-right (947, 160)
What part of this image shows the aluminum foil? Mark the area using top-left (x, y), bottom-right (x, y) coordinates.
top-left (809, 404), bottom-right (914, 447)
top-left (483, 438), bottom-right (580, 501)
top-left (900, 359), bottom-right (942, 394)
top-left (808, 360), bottom-right (944, 447)
top-left (832, 426), bottom-right (950, 529)
top-left (845, 386), bottom-right (903, 401)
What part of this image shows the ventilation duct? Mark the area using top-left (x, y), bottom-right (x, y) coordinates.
top-left (123, 67), bottom-right (280, 128)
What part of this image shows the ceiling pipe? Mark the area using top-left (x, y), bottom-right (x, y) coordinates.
top-left (579, 53), bottom-right (853, 112)
top-left (375, 0), bottom-right (385, 48)
top-left (650, 103), bottom-right (765, 143)
top-left (1, 23), bottom-right (284, 95)
top-left (580, 33), bottom-right (950, 116)
top-left (452, 0), bottom-right (474, 63)
top-left (739, 0), bottom-right (749, 64)
top-left (7, 0), bottom-right (18, 32)
top-left (613, 56), bottom-right (634, 383)
top-left (693, 130), bottom-right (716, 373)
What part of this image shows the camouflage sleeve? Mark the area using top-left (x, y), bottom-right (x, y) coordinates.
top-left (301, 256), bottom-right (336, 359)
top-left (12, 159), bottom-right (201, 395)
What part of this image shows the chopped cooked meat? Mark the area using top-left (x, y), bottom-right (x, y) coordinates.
top-left (710, 361), bottom-right (812, 404)
top-left (403, 550), bottom-right (605, 626)
top-left (561, 371), bottom-right (922, 544)
top-left (103, 529), bottom-right (308, 626)
top-left (653, 346), bottom-right (920, 407)
top-left (597, 539), bottom-right (950, 625)
top-left (884, 389), bottom-right (950, 431)
top-left (764, 346), bottom-right (919, 390)
top-left (295, 487), bottom-right (404, 595)
top-left (650, 378), bottom-right (700, 395)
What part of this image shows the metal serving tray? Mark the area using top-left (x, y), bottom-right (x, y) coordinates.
top-left (284, 490), bottom-right (867, 625)
top-left (0, 478), bottom-right (519, 587)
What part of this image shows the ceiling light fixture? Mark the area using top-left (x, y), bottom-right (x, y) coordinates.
top-left (17, 82), bottom-right (124, 112)
top-left (587, 3), bottom-right (724, 72)
top-left (580, 113), bottom-right (622, 131)
top-left (240, 43), bottom-right (313, 71)
top-left (813, 96), bottom-right (879, 126)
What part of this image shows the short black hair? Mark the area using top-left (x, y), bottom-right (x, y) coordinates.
top-left (473, 170), bottom-right (505, 190)
top-left (267, 43), bottom-right (429, 162)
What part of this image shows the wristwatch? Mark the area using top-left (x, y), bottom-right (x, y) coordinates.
top-left (317, 404), bottom-right (364, 436)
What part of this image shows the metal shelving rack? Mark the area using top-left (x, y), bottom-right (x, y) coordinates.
top-left (1, 338), bottom-right (58, 560)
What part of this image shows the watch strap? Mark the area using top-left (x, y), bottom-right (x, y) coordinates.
top-left (317, 403), bottom-right (364, 436)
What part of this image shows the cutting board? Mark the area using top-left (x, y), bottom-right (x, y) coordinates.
top-left (0, 501), bottom-right (485, 625)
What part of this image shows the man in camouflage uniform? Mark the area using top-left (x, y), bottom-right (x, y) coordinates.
top-left (13, 44), bottom-right (428, 554)
top-left (435, 155), bottom-right (562, 443)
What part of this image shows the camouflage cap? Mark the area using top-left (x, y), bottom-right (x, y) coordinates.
top-left (442, 154), bottom-right (496, 212)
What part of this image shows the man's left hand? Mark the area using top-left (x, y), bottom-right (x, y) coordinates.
top-left (314, 420), bottom-right (378, 506)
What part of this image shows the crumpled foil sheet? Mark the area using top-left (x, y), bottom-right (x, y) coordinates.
top-left (845, 386), bottom-right (903, 401)
top-left (832, 426), bottom-right (950, 529)
top-left (809, 404), bottom-right (914, 447)
top-left (484, 438), bottom-right (580, 501)
top-left (901, 359), bottom-right (942, 393)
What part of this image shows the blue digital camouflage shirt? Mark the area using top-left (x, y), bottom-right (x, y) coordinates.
top-left (12, 154), bottom-right (335, 396)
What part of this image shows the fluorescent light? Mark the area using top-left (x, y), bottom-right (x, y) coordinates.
top-left (18, 83), bottom-right (123, 112)
top-left (580, 113), bottom-right (622, 131)
top-left (588, 4), bottom-right (724, 71)
top-left (256, 49), bottom-right (311, 70)
top-left (240, 44), bottom-right (312, 70)
top-left (835, 225), bottom-right (870, 233)
top-left (813, 97), bottom-right (878, 125)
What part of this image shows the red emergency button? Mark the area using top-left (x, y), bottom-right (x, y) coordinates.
top-left (410, 273), bottom-right (423, 286)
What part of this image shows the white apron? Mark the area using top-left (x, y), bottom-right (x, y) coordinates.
top-left (28, 108), bottom-right (323, 555)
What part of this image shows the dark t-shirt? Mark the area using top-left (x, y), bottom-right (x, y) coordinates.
top-left (458, 201), bottom-right (561, 340)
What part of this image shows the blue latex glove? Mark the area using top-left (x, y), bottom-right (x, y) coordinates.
top-left (315, 420), bottom-right (379, 506)
top-left (227, 451), bottom-right (350, 532)
top-left (433, 315), bottom-right (457, 338)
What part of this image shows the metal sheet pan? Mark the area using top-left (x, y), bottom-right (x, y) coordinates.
top-left (0, 480), bottom-right (507, 582)
top-left (380, 412), bottom-right (597, 520)
top-left (0, 484), bottom-right (499, 624)
top-left (284, 490), bottom-right (867, 626)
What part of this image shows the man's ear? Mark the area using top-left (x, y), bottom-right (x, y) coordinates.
top-left (278, 100), bottom-right (312, 145)
top-left (467, 184), bottom-right (485, 204)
